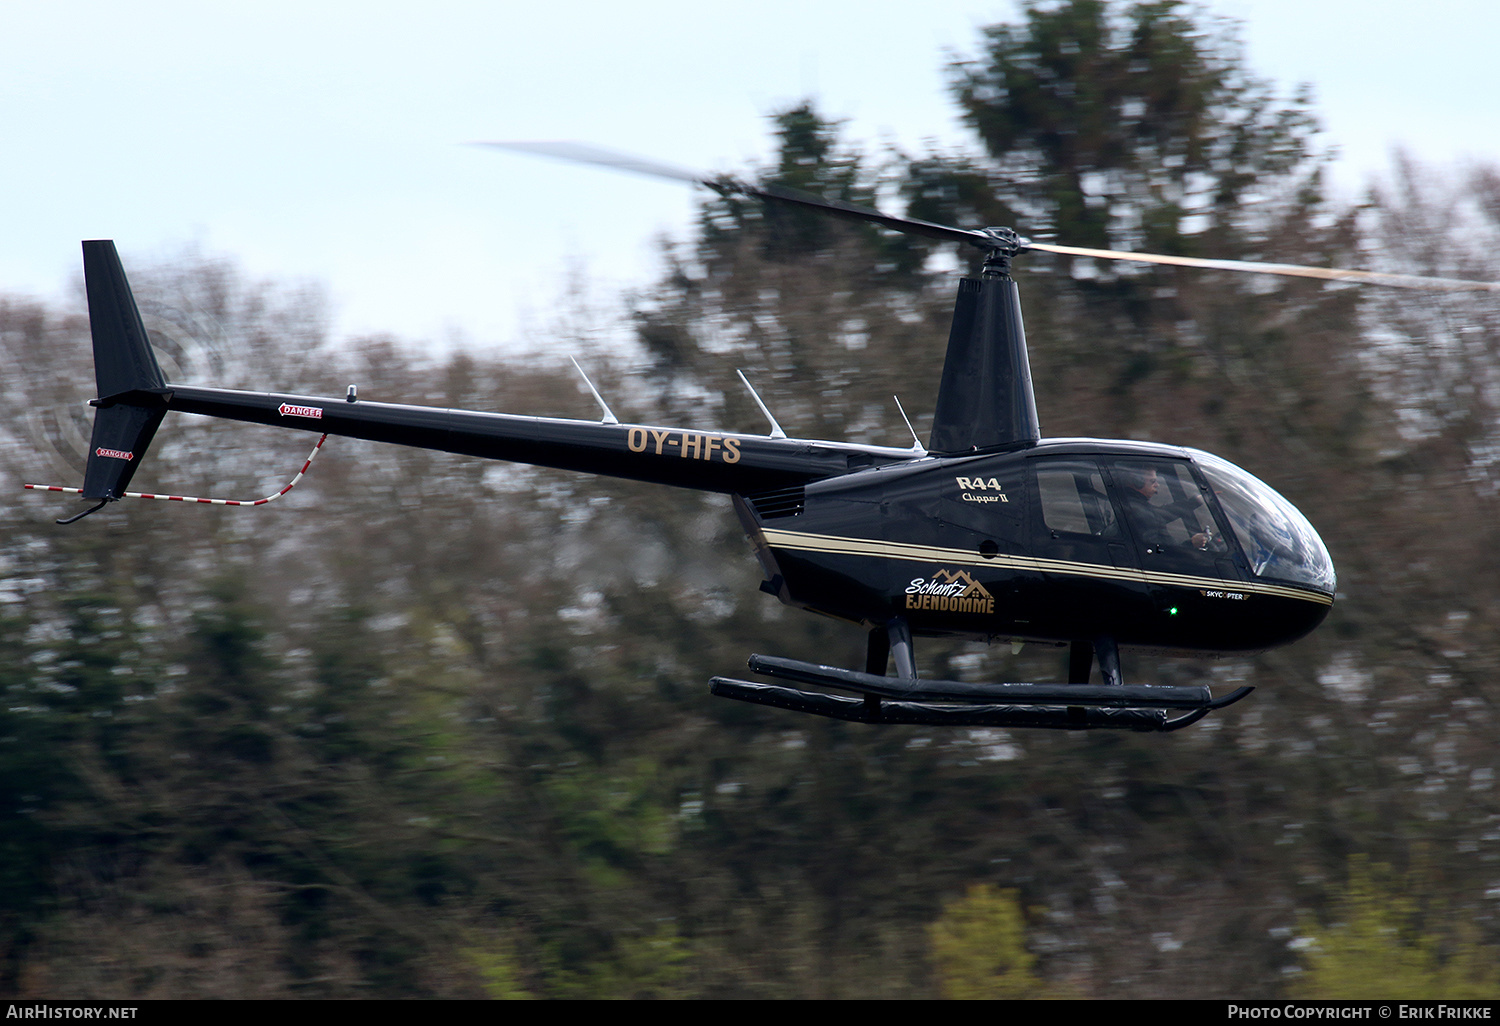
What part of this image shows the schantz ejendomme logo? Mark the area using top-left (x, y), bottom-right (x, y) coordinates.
top-left (904, 569), bottom-right (996, 614)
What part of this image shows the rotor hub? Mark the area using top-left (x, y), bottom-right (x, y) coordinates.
top-left (977, 227), bottom-right (1029, 277)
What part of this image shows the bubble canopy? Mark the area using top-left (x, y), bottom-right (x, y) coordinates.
top-left (1190, 450), bottom-right (1336, 595)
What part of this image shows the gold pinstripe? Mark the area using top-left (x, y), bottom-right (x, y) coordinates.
top-left (760, 528), bottom-right (1334, 606)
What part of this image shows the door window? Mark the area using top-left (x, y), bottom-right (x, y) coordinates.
top-left (1110, 459), bottom-right (1228, 569)
top-left (1036, 462), bottom-right (1119, 539)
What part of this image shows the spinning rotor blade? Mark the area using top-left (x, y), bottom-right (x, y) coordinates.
top-left (478, 141), bottom-right (710, 187)
top-left (478, 140), bottom-right (991, 247)
top-left (482, 141), bottom-right (1500, 291)
top-left (1027, 242), bottom-right (1500, 293)
top-left (750, 182), bottom-right (987, 247)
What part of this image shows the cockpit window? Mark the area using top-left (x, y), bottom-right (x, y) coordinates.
top-left (1191, 450), bottom-right (1336, 593)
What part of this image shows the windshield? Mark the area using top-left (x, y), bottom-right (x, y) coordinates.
top-left (1190, 450), bottom-right (1336, 594)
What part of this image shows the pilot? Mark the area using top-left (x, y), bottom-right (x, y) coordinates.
top-left (1121, 467), bottom-right (1210, 552)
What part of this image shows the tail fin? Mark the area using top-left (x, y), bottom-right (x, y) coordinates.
top-left (78, 241), bottom-right (170, 502)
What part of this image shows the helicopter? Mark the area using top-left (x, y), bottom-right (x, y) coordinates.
top-left (27, 144), bottom-right (1500, 733)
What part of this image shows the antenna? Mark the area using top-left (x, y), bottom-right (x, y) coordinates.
top-left (569, 356), bottom-right (619, 425)
top-left (736, 370), bottom-right (787, 439)
top-left (893, 396), bottom-right (926, 454)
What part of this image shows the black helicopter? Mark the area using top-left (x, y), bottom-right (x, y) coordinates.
top-left (30, 144), bottom-right (1498, 733)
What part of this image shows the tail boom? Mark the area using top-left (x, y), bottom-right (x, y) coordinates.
top-left (163, 384), bottom-right (909, 495)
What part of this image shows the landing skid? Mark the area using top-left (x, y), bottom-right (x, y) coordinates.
top-left (709, 628), bottom-right (1252, 732)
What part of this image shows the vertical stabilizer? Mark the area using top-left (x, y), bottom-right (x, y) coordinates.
top-left (84, 240), bottom-right (166, 398)
top-left (77, 241), bottom-right (169, 502)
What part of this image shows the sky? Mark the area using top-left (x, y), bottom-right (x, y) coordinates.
top-left (2, 0), bottom-right (1496, 355)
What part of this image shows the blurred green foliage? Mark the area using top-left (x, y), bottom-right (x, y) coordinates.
top-left (929, 885), bottom-right (1054, 999)
top-left (1292, 857), bottom-right (1500, 1000)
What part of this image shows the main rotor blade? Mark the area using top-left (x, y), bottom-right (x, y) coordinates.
top-left (1028, 242), bottom-right (1500, 293)
top-left (481, 141), bottom-right (1498, 291)
top-left (476, 140), bottom-right (711, 187)
top-left (750, 182), bottom-right (989, 247)
top-left (479, 140), bottom-right (993, 248)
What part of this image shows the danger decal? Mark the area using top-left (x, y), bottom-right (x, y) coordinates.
top-left (95, 448), bottom-right (134, 460)
top-left (277, 403), bottom-right (323, 420)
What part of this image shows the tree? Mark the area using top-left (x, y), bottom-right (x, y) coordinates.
top-left (900, 0), bottom-right (1359, 457)
top-left (636, 101), bottom-right (953, 447)
top-left (1292, 857), bottom-right (1500, 999)
top-left (929, 884), bottom-right (1053, 999)
top-left (944, 0), bottom-right (1320, 254)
